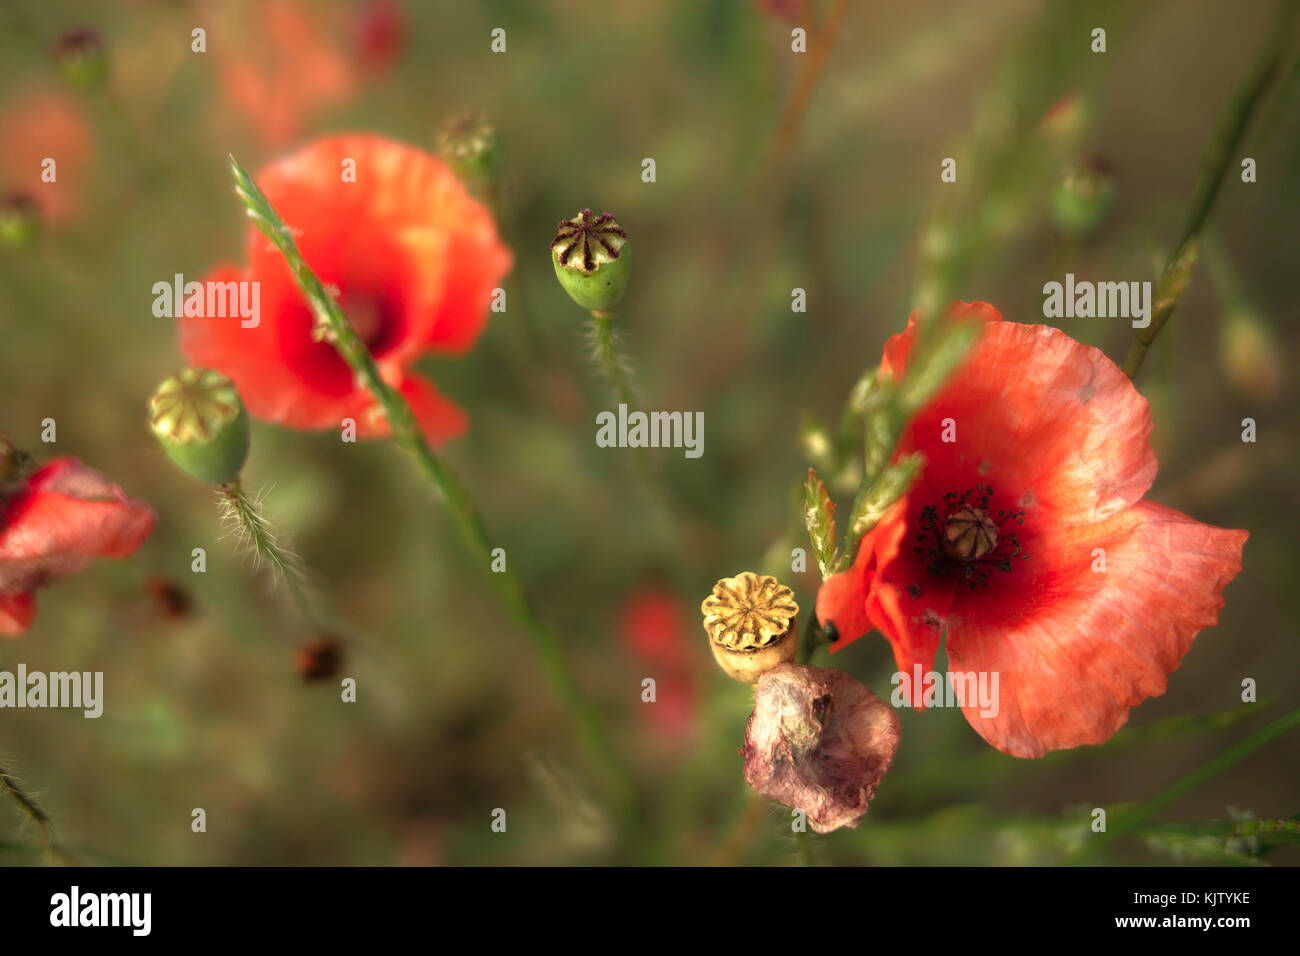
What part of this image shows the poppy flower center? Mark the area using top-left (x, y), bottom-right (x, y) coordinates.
top-left (338, 292), bottom-right (399, 356)
top-left (941, 504), bottom-right (998, 562)
top-left (914, 482), bottom-right (1028, 589)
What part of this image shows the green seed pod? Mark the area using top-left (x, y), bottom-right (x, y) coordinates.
top-left (550, 208), bottom-right (630, 313)
top-left (1050, 156), bottom-right (1116, 239)
top-left (54, 29), bottom-right (108, 87)
top-left (436, 112), bottom-right (504, 188)
top-left (0, 193), bottom-right (41, 248)
top-left (149, 368), bottom-right (250, 486)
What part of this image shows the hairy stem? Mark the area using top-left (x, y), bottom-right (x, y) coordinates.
top-left (0, 760), bottom-right (68, 863)
top-left (587, 311), bottom-right (637, 407)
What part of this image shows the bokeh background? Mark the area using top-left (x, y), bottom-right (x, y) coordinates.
top-left (1, 0), bottom-right (1297, 865)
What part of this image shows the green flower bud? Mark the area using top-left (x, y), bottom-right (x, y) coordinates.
top-left (436, 112), bottom-right (504, 188)
top-left (1220, 307), bottom-right (1283, 403)
top-left (149, 368), bottom-right (250, 486)
top-left (550, 208), bottom-right (630, 313)
top-left (54, 29), bottom-right (108, 87)
top-left (0, 193), bottom-right (41, 248)
top-left (0, 435), bottom-right (33, 494)
top-left (1050, 156), bottom-right (1116, 238)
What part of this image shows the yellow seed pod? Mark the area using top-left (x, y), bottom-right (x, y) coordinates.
top-left (701, 572), bottom-right (800, 684)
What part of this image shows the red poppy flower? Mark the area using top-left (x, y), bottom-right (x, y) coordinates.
top-left (180, 135), bottom-right (512, 444)
top-left (0, 458), bottom-right (155, 636)
top-left (816, 303), bottom-right (1248, 758)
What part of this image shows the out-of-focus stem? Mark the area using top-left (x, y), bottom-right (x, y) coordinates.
top-left (229, 157), bottom-right (636, 816)
top-left (1123, 0), bottom-right (1298, 379)
top-left (767, 0), bottom-right (850, 170)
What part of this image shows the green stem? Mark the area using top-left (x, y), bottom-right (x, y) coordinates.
top-left (1122, 0), bottom-right (1298, 379)
top-left (587, 311), bottom-right (637, 407)
top-left (229, 156), bottom-right (636, 815)
top-left (1074, 703), bottom-right (1300, 861)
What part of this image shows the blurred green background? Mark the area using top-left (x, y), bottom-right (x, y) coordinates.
top-left (1, 0), bottom-right (1297, 865)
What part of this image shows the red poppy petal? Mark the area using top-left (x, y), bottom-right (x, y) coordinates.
top-left (815, 526), bottom-right (875, 649)
top-left (859, 494), bottom-right (960, 683)
top-left (899, 320), bottom-right (1157, 529)
top-left (945, 501), bottom-right (1248, 757)
top-left (0, 459), bottom-right (155, 593)
top-left (394, 375), bottom-right (469, 446)
top-left (0, 591), bottom-right (36, 636)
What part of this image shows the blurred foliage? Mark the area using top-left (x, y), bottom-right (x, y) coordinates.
top-left (0, 0), bottom-right (1297, 865)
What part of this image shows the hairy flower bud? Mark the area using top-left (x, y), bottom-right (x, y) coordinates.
top-left (701, 572), bottom-right (799, 683)
top-left (148, 368), bottom-right (250, 485)
top-left (550, 208), bottom-right (630, 313)
top-left (0, 193), bottom-right (41, 247)
top-left (54, 29), bottom-right (108, 87)
top-left (436, 112), bottom-right (503, 187)
top-left (742, 663), bottom-right (900, 833)
top-left (1050, 156), bottom-right (1116, 238)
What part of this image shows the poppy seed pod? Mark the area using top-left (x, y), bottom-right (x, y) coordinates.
top-left (701, 572), bottom-right (799, 683)
top-left (149, 368), bottom-right (250, 486)
top-left (550, 208), bottom-right (630, 313)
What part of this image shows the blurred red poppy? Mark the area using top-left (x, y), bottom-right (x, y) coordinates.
top-left (0, 458), bottom-right (155, 636)
top-left (816, 303), bottom-right (1248, 757)
top-left (0, 86), bottom-right (93, 225)
top-left (212, 0), bottom-right (356, 147)
top-left (180, 135), bottom-right (512, 444)
top-left (620, 588), bottom-right (698, 745)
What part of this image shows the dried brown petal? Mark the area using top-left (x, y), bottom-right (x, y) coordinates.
top-left (742, 662), bottom-right (900, 833)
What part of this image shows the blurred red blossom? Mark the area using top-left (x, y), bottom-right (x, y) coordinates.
top-left (817, 303), bottom-right (1248, 757)
top-left (0, 86), bottom-right (94, 225)
top-left (620, 587), bottom-right (699, 745)
top-left (209, 0), bottom-right (357, 146)
top-left (181, 135), bottom-right (512, 444)
top-left (352, 0), bottom-right (408, 74)
top-left (0, 457), bottom-right (155, 636)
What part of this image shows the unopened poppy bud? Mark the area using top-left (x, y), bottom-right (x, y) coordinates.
top-left (0, 435), bottom-right (30, 490)
top-left (1220, 307), bottom-right (1283, 403)
top-left (701, 572), bottom-right (799, 683)
top-left (148, 368), bottom-right (250, 485)
top-left (436, 112), bottom-right (503, 187)
top-left (0, 193), bottom-right (41, 247)
top-left (551, 208), bottom-right (630, 313)
top-left (54, 29), bottom-right (108, 87)
top-left (1050, 156), bottom-right (1116, 238)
